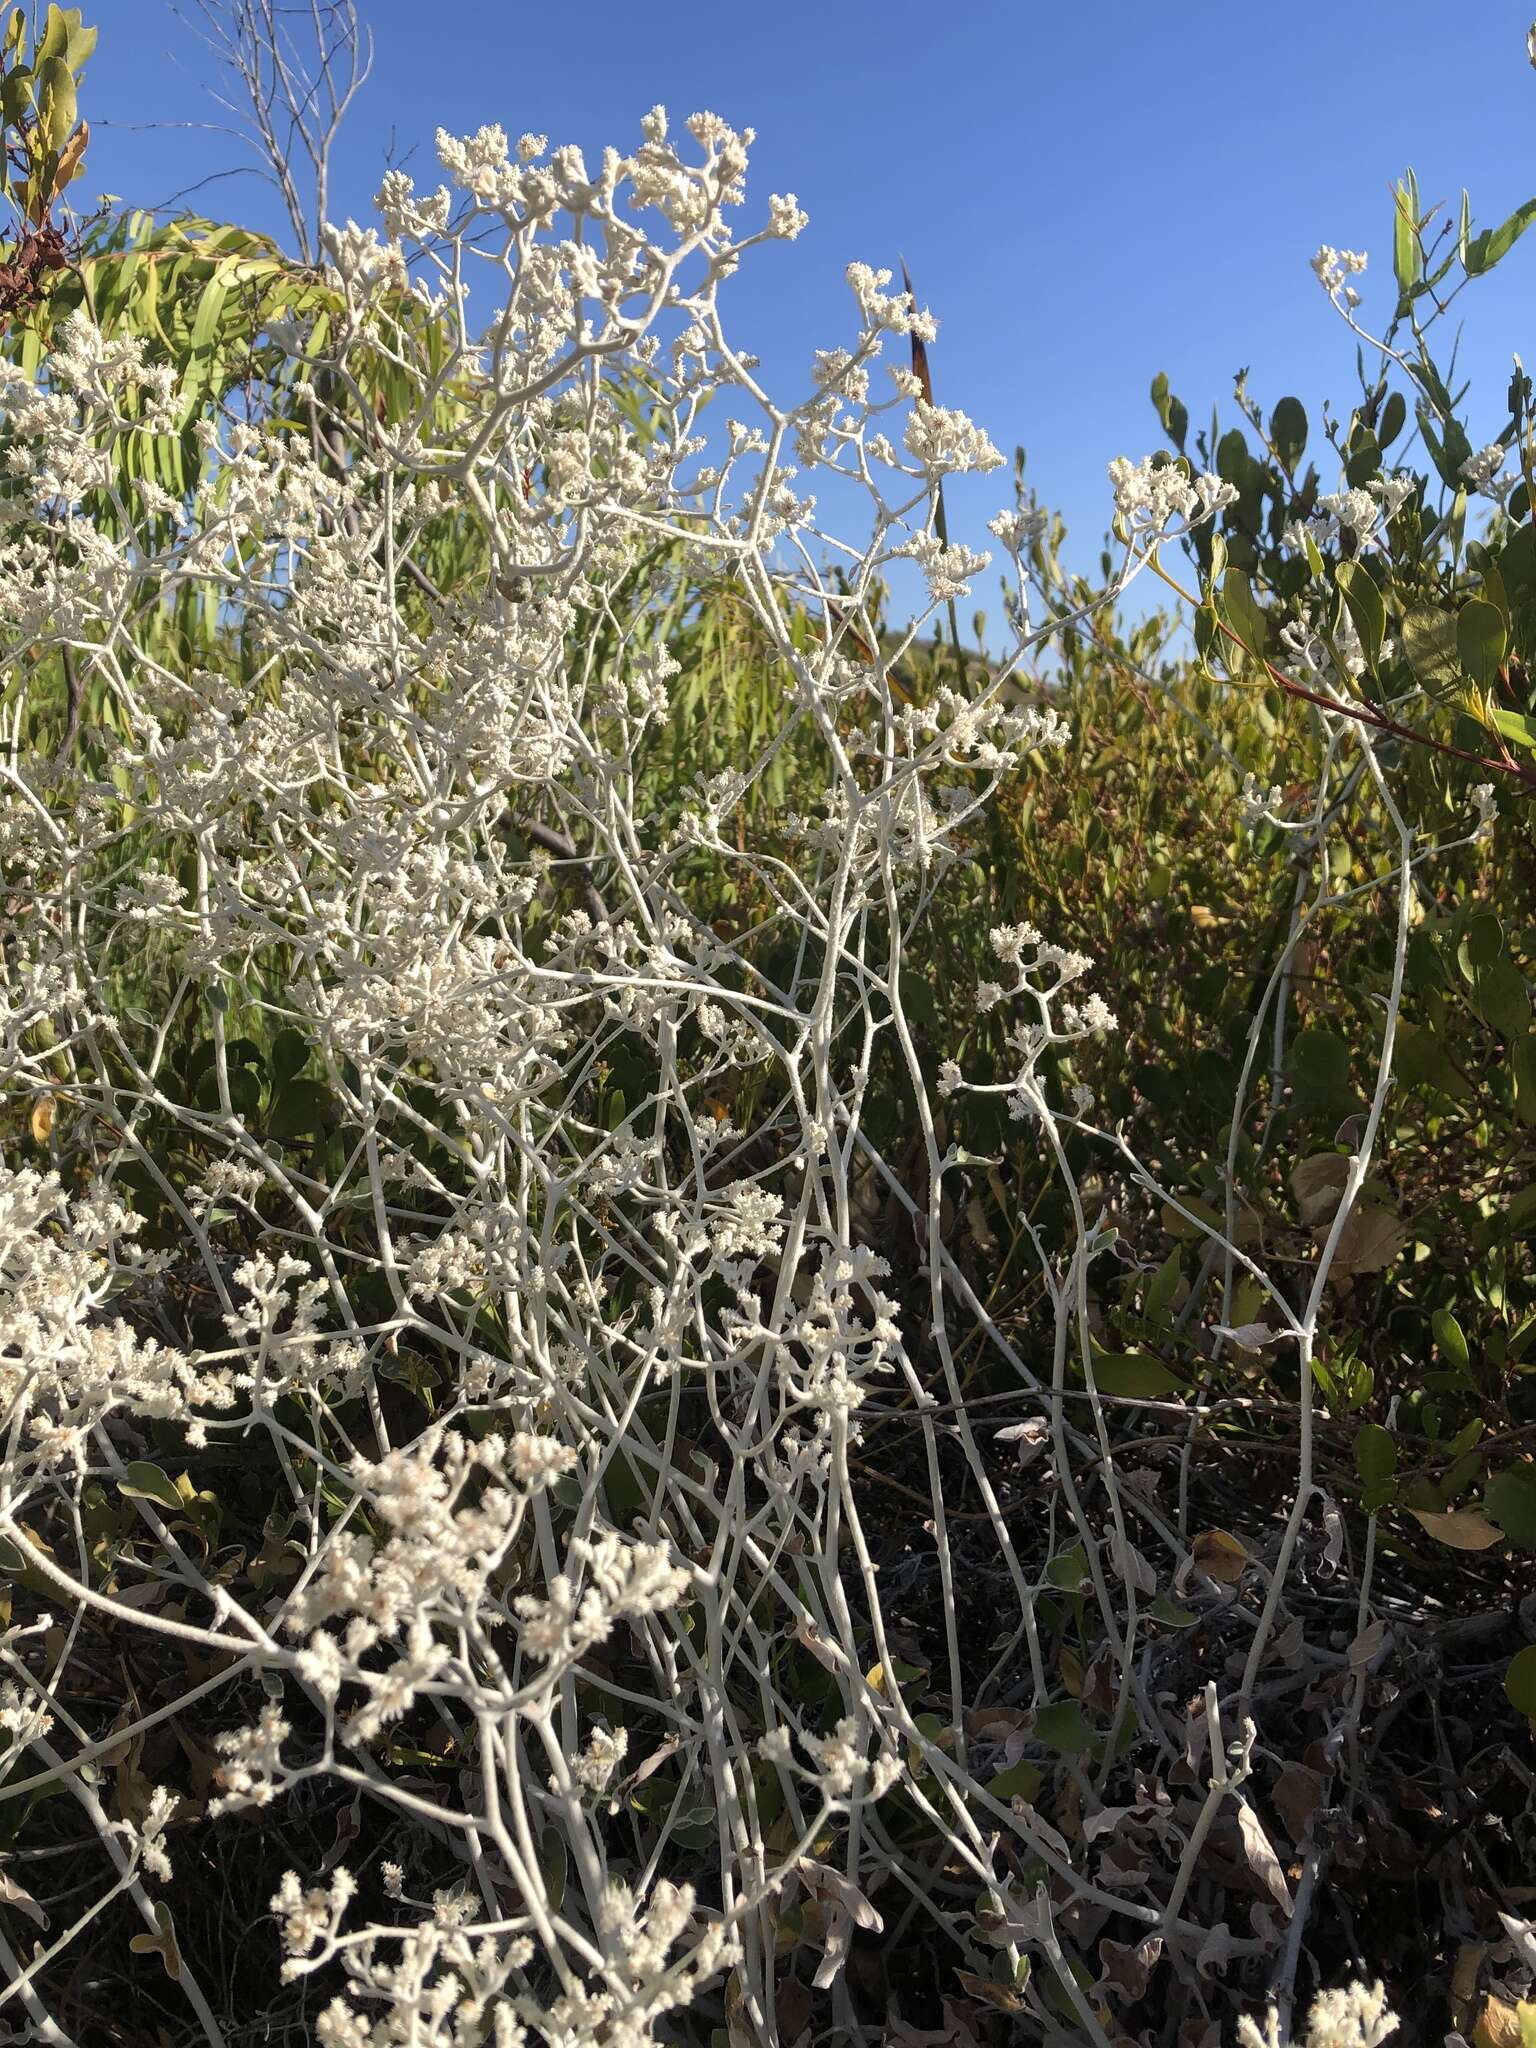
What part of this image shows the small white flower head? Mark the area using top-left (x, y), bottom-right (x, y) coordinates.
top-left (767, 191), bottom-right (809, 239)
top-left (571, 1723), bottom-right (629, 1797)
top-left (1108, 455), bottom-right (1234, 535)
top-left (1369, 473), bottom-right (1414, 522)
top-left (1460, 441), bottom-right (1510, 498)
top-left (1312, 244), bottom-right (1369, 306)
top-left (1317, 486), bottom-right (1378, 540)
top-left (1239, 771), bottom-right (1284, 826)
top-left (1239, 1979), bottom-right (1398, 2048)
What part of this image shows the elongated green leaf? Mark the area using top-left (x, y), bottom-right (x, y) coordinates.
top-left (1218, 568), bottom-right (1267, 667)
top-left (1507, 1644), bottom-right (1536, 1716)
top-left (1084, 1353), bottom-right (1185, 1399)
top-left (1355, 1423), bottom-right (1398, 1485)
top-left (34, 52), bottom-right (74, 152)
top-left (1458, 597), bottom-right (1507, 691)
top-left (1271, 396), bottom-right (1307, 468)
top-left (1432, 1309), bottom-right (1470, 1376)
top-left (1492, 706), bottom-right (1536, 752)
top-left (120, 1461), bottom-right (183, 1513)
top-left (1393, 172), bottom-right (1422, 302)
top-left (1150, 371), bottom-right (1188, 452)
top-left (1514, 1034), bottom-right (1536, 1125)
top-left (1466, 198), bottom-right (1536, 277)
top-left (1337, 560), bottom-right (1385, 668)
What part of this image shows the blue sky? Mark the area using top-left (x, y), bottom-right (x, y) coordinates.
top-left (79, 1), bottom-right (1536, 594)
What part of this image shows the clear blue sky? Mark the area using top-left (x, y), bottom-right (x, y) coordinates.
top-left (79, 0), bottom-right (1536, 589)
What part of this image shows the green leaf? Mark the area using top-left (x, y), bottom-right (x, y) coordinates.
top-left (180, 271), bottom-right (234, 425)
top-left (1485, 1467), bottom-right (1536, 1550)
top-left (1402, 607), bottom-right (1460, 692)
top-left (1513, 1035), bottom-right (1536, 1125)
top-left (1461, 911), bottom-right (1504, 973)
top-left (538, 1826), bottom-right (567, 1914)
top-left (1354, 1423), bottom-right (1398, 1485)
top-left (1287, 1028), bottom-right (1354, 1116)
top-left (1337, 561), bottom-right (1385, 669)
top-left (195, 1062), bottom-right (262, 1119)
top-left (1466, 197), bottom-right (1536, 277)
top-left (1218, 568), bottom-right (1267, 668)
top-left (1505, 1643), bottom-right (1536, 1717)
top-left (1271, 396), bottom-right (1307, 469)
top-left (1144, 1247), bottom-right (1183, 1321)
top-left (1083, 1353), bottom-right (1185, 1399)
top-left (1216, 429), bottom-right (1249, 484)
top-left (64, 16), bottom-right (96, 67)
top-left (119, 1461), bottom-right (183, 1514)
top-left (1394, 1021), bottom-right (1472, 1101)
top-left (1150, 371), bottom-right (1187, 452)
top-left (1472, 956), bottom-right (1530, 1039)
top-left (987, 1759), bottom-right (1044, 1804)
top-left (1345, 433), bottom-right (1381, 489)
top-left (1031, 1702), bottom-right (1094, 1753)
top-left (1432, 1309), bottom-right (1470, 1377)
top-left (1458, 597), bottom-right (1507, 692)
top-left (1498, 519), bottom-right (1536, 602)
top-left (33, 52), bottom-right (74, 153)
top-left (269, 1027), bottom-right (311, 1086)
top-left (1491, 706), bottom-right (1536, 753)
top-left (1393, 173), bottom-right (1422, 300)
top-left (1378, 390), bottom-right (1407, 448)
top-left (37, 6), bottom-right (74, 64)
top-left (266, 1079), bottom-right (336, 1140)
top-left (1147, 1594), bottom-right (1198, 1628)
top-left (1045, 1543), bottom-right (1089, 1592)
top-left (1419, 408), bottom-right (1475, 492)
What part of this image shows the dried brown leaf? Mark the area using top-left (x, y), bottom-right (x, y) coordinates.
top-left (1235, 1799), bottom-right (1293, 1914)
top-left (775, 1972), bottom-right (813, 2044)
top-left (1325, 1204), bottom-right (1411, 1276)
top-left (1271, 1763), bottom-right (1328, 1848)
top-left (1473, 1996), bottom-right (1534, 2048)
top-left (954, 1971), bottom-right (1029, 2015)
top-left (1408, 1507), bottom-right (1503, 1551)
top-left (1192, 1528), bottom-right (1248, 1584)
top-left (1290, 1152), bottom-right (1350, 1226)
top-left (1095, 1933), bottom-right (1162, 2004)
top-left (0, 1872), bottom-right (47, 1929)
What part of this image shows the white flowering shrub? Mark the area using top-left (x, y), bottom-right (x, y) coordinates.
top-left (0, 97), bottom-right (1228, 2045)
top-left (5, 11), bottom-right (1536, 2044)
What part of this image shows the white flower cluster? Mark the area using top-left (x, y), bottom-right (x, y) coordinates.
top-left (1461, 440), bottom-right (1512, 499)
top-left (939, 922), bottom-right (1116, 1125)
top-left (1239, 1979), bottom-right (1398, 2048)
top-left (1108, 454), bottom-right (1237, 536)
top-left (1311, 244), bottom-right (1369, 306)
